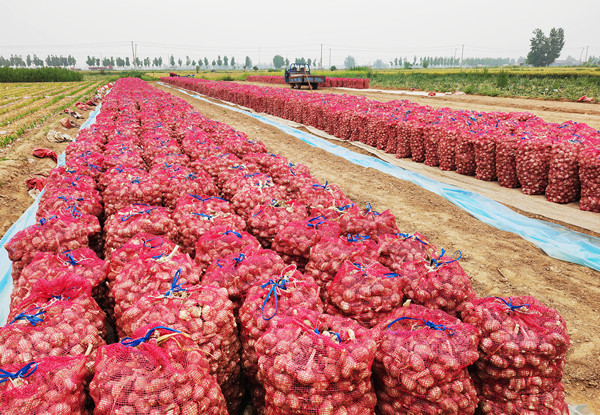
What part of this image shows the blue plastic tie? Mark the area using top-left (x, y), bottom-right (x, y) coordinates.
top-left (121, 326), bottom-right (181, 347)
top-left (185, 173), bottom-right (197, 181)
top-left (232, 253), bottom-right (245, 268)
top-left (312, 180), bottom-right (329, 190)
top-left (131, 177), bottom-right (141, 184)
top-left (223, 230), bottom-right (242, 238)
top-left (386, 317), bottom-right (455, 335)
top-left (260, 277), bottom-right (289, 321)
top-left (307, 215), bottom-right (326, 229)
top-left (64, 251), bottom-right (78, 266)
top-left (430, 249), bottom-right (462, 268)
top-left (9, 309), bottom-right (46, 326)
top-left (383, 273), bottom-right (401, 278)
top-left (191, 212), bottom-right (213, 220)
top-left (495, 297), bottom-right (530, 312)
top-left (143, 237), bottom-right (164, 249)
top-left (365, 203), bottom-right (380, 216)
top-left (347, 234), bottom-right (370, 243)
top-left (0, 362), bottom-right (38, 385)
top-left (164, 269), bottom-right (186, 297)
top-left (314, 328), bottom-right (342, 343)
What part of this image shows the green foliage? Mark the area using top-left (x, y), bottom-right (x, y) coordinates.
top-left (330, 66), bottom-right (337, 71)
top-left (527, 27), bottom-right (565, 67)
top-left (496, 70), bottom-right (509, 88)
top-left (253, 66), bottom-right (258, 71)
top-left (245, 56), bottom-right (252, 69)
top-left (219, 75), bottom-right (234, 81)
top-left (0, 67), bottom-right (83, 82)
top-left (273, 55), bottom-right (285, 69)
top-left (344, 56), bottom-right (356, 69)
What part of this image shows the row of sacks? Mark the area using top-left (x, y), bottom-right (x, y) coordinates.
top-left (162, 76), bottom-right (600, 213)
top-left (2, 77), bottom-right (570, 414)
top-left (246, 75), bottom-right (370, 89)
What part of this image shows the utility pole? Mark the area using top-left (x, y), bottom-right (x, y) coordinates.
top-left (580, 47), bottom-right (585, 63)
top-left (460, 44), bottom-right (464, 67)
top-left (329, 48), bottom-right (331, 68)
top-left (585, 46), bottom-right (590, 63)
top-left (453, 48), bottom-right (457, 67)
top-left (320, 44), bottom-right (323, 69)
top-left (131, 41), bottom-right (136, 70)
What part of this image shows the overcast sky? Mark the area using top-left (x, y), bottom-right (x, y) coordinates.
top-left (1, 0), bottom-right (598, 67)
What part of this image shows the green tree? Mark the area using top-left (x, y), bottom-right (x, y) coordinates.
top-left (230, 57), bottom-right (235, 68)
top-left (26, 55), bottom-right (31, 67)
top-left (212, 60), bottom-right (216, 67)
top-left (186, 56), bottom-right (191, 66)
top-left (223, 56), bottom-right (229, 66)
top-left (343, 55), bottom-right (356, 69)
top-left (526, 27), bottom-right (565, 67)
top-left (86, 56), bottom-right (95, 66)
top-left (169, 55), bottom-right (175, 67)
top-left (245, 56), bottom-right (252, 69)
top-left (126, 57), bottom-right (130, 67)
top-left (284, 58), bottom-right (289, 66)
top-left (204, 57), bottom-right (209, 67)
top-left (178, 58), bottom-right (182, 67)
top-left (273, 55), bottom-right (285, 68)
top-left (217, 55), bottom-right (223, 66)
top-left (307, 58), bottom-right (312, 66)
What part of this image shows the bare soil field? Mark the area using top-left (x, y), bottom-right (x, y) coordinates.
top-left (155, 82), bottom-right (600, 411)
top-left (0, 105), bottom-right (94, 237)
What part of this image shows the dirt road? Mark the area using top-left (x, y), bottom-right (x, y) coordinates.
top-left (155, 82), bottom-right (600, 411)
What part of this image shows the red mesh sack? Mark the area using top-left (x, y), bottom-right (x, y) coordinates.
top-left (240, 267), bottom-right (323, 380)
top-left (172, 193), bottom-right (233, 217)
top-left (149, 152), bottom-right (191, 168)
top-left (42, 172), bottom-right (97, 192)
top-left (97, 165), bottom-right (147, 191)
top-left (438, 128), bottom-right (458, 171)
top-left (37, 188), bottom-right (103, 220)
top-left (0, 276), bottom-right (106, 374)
top-left (0, 356), bottom-right (88, 414)
top-left (473, 133), bottom-right (497, 181)
top-left (215, 162), bottom-right (262, 188)
top-left (173, 208), bottom-right (246, 255)
top-left (308, 201), bottom-right (357, 221)
top-left (107, 232), bottom-right (177, 284)
top-left (247, 199), bottom-right (308, 245)
top-left (546, 140), bottom-right (583, 203)
top-left (296, 180), bottom-right (352, 209)
top-left (90, 326), bottom-right (228, 415)
top-left (496, 136), bottom-right (522, 188)
top-left (202, 249), bottom-right (286, 309)
top-left (326, 261), bottom-right (405, 328)
top-left (46, 166), bottom-right (98, 191)
top-left (242, 152), bottom-right (288, 173)
top-left (154, 168), bottom-right (219, 209)
top-left (221, 171), bottom-right (272, 199)
top-left (455, 131), bottom-right (476, 176)
top-left (373, 304), bottom-right (480, 415)
top-left (461, 296), bottom-right (570, 414)
top-left (478, 381), bottom-right (569, 415)
top-left (269, 161), bottom-right (311, 184)
top-left (191, 153), bottom-right (242, 178)
top-left (102, 173), bottom-right (162, 217)
top-left (111, 253), bottom-right (201, 322)
top-left (223, 137), bottom-right (268, 158)
top-left (118, 286), bottom-right (243, 414)
top-left (338, 204), bottom-right (399, 242)
top-left (103, 204), bottom-right (177, 256)
top-left (377, 232), bottom-right (437, 274)
top-left (65, 151), bottom-right (104, 180)
top-left (255, 309), bottom-right (377, 415)
top-left (516, 137), bottom-right (553, 195)
top-left (579, 147), bottom-right (600, 212)
top-left (230, 180), bottom-right (287, 220)
top-left (275, 172), bottom-right (316, 199)
top-left (5, 211), bottom-right (100, 275)
top-left (193, 226), bottom-right (261, 272)
top-left (304, 234), bottom-right (380, 295)
top-left (401, 251), bottom-right (478, 316)
top-left (10, 248), bottom-right (107, 309)
top-left (272, 216), bottom-right (341, 269)
top-left (101, 149), bottom-right (145, 171)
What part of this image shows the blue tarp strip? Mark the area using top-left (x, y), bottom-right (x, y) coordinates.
top-left (164, 83), bottom-right (600, 273)
top-left (0, 103), bottom-right (103, 325)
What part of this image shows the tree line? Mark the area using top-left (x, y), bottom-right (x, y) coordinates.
top-left (0, 55), bottom-right (76, 68)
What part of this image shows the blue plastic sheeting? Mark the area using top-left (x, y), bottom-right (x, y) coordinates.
top-left (0, 103), bottom-right (103, 325)
top-left (165, 84), bottom-right (600, 273)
